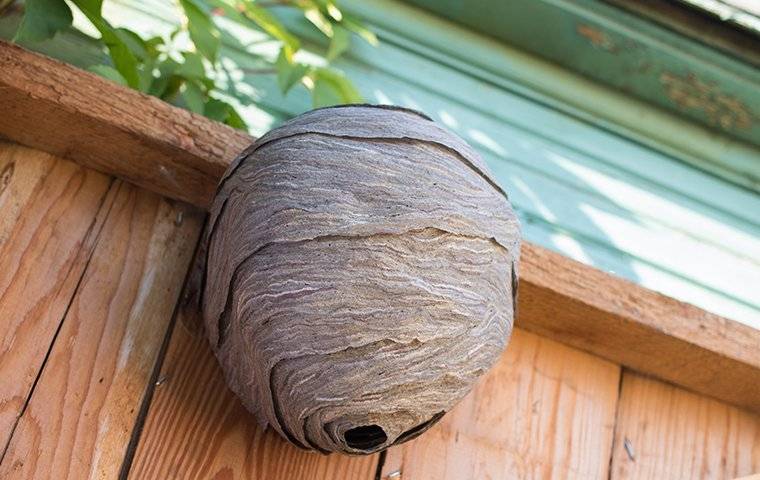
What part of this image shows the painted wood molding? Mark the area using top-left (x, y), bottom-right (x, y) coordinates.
top-left (1, 40), bottom-right (758, 413)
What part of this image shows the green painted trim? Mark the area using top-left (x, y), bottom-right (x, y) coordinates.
top-left (343, 0), bottom-right (760, 193)
top-left (398, 0), bottom-right (760, 168)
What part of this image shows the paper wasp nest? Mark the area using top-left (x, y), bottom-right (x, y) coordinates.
top-left (202, 105), bottom-right (520, 454)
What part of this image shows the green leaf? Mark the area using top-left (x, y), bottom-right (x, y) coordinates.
top-left (225, 105), bottom-right (248, 130)
top-left (311, 67), bottom-right (362, 107)
top-left (75, 0), bottom-right (103, 16)
top-left (88, 65), bottom-right (128, 86)
top-left (275, 48), bottom-right (309, 94)
top-left (326, 25), bottom-right (350, 61)
top-left (13, 0), bottom-right (72, 43)
top-left (179, 0), bottom-right (221, 62)
top-left (176, 52), bottom-right (206, 80)
top-left (202, 98), bottom-right (246, 129)
top-left (312, 79), bottom-right (340, 107)
top-left (149, 58), bottom-right (181, 97)
top-left (182, 80), bottom-right (206, 114)
top-left (70, 0), bottom-right (141, 88)
top-left (145, 36), bottom-right (164, 50)
top-left (240, 2), bottom-right (300, 55)
top-left (203, 98), bottom-right (230, 122)
top-left (114, 28), bottom-right (148, 60)
top-left (101, 33), bottom-right (141, 88)
top-left (304, 7), bottom-right (333, 37)
top-left (136, 64), bottom-right (155, 93)
top-left (176, 52), bottom-right (215, 90)
top-left (342, 17), bottom-right (378, 46)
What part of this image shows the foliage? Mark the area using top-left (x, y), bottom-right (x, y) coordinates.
top-left (11, 0), bottom-right (377, 130)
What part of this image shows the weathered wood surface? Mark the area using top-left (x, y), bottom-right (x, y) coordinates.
top-left (0, 181), bottom-right (203, 478)
top-left (0, 40), bottom-right (250, 208)
top-left (0, 142), bottom-right (113, 451)
top-left (610, 372), bottom-right (760, 480)
top-left (1, 41), bottom-right (757, 414)
top-left (520, 245), bottom-right (760, 414)
top-left (128, 294), bottom-right (379, 479)
top-left (379, 329), bottom-right (621, 480)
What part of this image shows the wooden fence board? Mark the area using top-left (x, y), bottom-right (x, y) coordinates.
top-left (0, 182), bottom-right (203, 479)
top-left (379, 329), bottom-right (621, 480)
top-left (0, 142), bottom-right (58, 244)
top-left (610, 372), bottom-right (760, 480)
top-left (0, 142), bottom-right (113, 452)
top-left (127, 297), bottom-right (379, 480)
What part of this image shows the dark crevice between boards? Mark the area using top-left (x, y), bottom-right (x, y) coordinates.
top-left (373, 450), bottom-right (388, 480)
top-left (0, 177), bottom-right (119, 464)
top-left (605, 366), bottom-right (626, 480)
top-left (118, 215), bottom-right (207, 480)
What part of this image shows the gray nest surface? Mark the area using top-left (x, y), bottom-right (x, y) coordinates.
top-left (202, 104), bottom-right (521, 454)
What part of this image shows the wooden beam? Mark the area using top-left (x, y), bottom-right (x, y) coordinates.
top-left (519, 245), bottom-right (760, 414)
top-left (0, 41), bottom-right (251, 209)
top-left (1, 41), bottom-right (758, 413)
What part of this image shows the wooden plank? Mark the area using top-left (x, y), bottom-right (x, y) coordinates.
top-left (0, 183), bottom-right (203, 479)
top-left (1, 41), bottom-right (759, 413)
top-left (379, 328), bottom-right (620, 480)
top-left (0, 142), bottom-right (113, 451)
top-left (0, 142), bottom-right (57, 244)
top-left (610, 372), bottom-right (760, 479)
top-left (0, 40), bottom-right (251, 208)
top-left (127, 293), bottom-right (378, 480)
top-left (520, 245), bottom-right (760, 414)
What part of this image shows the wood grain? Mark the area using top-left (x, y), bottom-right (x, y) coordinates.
top-left (610, 372), bottom-right (760, 480)
top-left (0, 40), bottom-right (251, 208)
top-left (0, 182), bottom-right (203, 479)
top-left (0, 142), bottom-right (113, 451)
top-left (519, 245), bottom-right (760, 414)
top-left (0, 142), bottom-right (56, 244)
top-left (379, 328), bottom-right (621, 480)
top-left (2, 41), bottom-right (759, 415)
top-left (127, 296), bottom-right (379, 480)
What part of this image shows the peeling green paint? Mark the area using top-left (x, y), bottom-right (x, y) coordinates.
top-left (404, 0), bottom-right (760, 147)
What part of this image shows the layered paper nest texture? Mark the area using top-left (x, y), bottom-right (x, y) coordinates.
top-left (203, 105), bottom-right (520, 454)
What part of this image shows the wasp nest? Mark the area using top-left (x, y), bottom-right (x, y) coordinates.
top-left (202, 105), bottom-right (520, 454)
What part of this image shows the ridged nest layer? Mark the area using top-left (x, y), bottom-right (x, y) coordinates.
top-left (202, 104), bottom-right (520, 454)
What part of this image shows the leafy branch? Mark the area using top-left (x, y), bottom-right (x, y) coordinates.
top-left (11, 0), bottom-right (377, 130)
